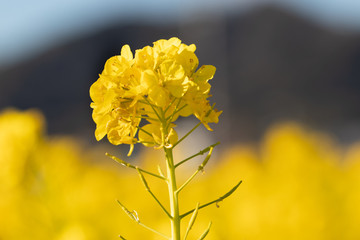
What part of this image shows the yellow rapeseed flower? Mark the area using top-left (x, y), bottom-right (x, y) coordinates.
top-left (90, 37), bottom-right (221, 154)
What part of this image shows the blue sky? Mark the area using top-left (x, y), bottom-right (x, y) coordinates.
top-left (1, 0), bottom-right (360, 68)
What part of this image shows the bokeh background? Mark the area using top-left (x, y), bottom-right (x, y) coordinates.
top-left (1, 0), bottom-right (360, 239)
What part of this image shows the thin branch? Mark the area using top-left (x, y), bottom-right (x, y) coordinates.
top-left (138, 110), bottom-right (157, 115)
top-left (164, 97), bottom-right (178, 115)
top-left (117, 200), bottom-right (170, 239)
top-left (176, 147), bottom-right (214, 195)
top-left (106, 153), bottom-right (166, 180)
top-left (157, 165), bottom-right (165, 178)
top-left (184, 203), bottom-right (200, 240)
top-left (136, 115), bottom-right (160, 122)
top-left (176, 170), bottom-right (198, 195)
top-left (166, 98), bottom-right (181, 120)
top-left (172, 122), bottom-right (201, 148)
top-left (117, 200), bottom-right (140, 222)
top-left (136, 168), bottom-right (172, 219)
top-left (180, 180), bottom-right (242, 219)
top-left (143, 96), bottom-right (163, 122)
top-left (137, 140), bottom-right (157, 145)
top-left (175, 142), bottom-right (220, 168)
top-left (165, 103), bottom-right (187, 121)
top-left (198, 222), bottom-right (212, 240)
top-left (137, 126), bottom-right (153, 137)
top-left (164, 98), bottom-right (182, 132)
top-left (138, 222), bottom-right (170, 239)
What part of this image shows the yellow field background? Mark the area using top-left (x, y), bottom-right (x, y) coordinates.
top-left (1, 108), bottom-right (360, 239)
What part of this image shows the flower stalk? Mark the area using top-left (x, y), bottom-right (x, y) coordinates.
top-left (165, 147), bottom-right (181, 240)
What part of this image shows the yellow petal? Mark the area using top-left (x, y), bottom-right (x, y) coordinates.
top-left (160, 61), bottom-right (189, 98)
top-left (141, 70), bottom-right (158, 88)
top-left (135, 46), bottom-right (154, 69)
top-left (89, 79), bottom-right (104, 103)
top-left (138, 124), bottom-right (161, 147)
top-left (176, 50), bottom-right (199, 75)
top-left (94, 114), bottom-right (112, 141)
top-left (160, 60), bottom-right (185, 81)
top-left (168, 37), bottom-right (182, 47)
top-left (103, 56), bottom-right (128, 76)
top-left (106, 119), bottom-right (138, 146)
top-left (121, 45), bottom-right (133, 62)
top-left (166, 77), bottom-right (189, 98)
top-left (166, 128), bottom-right (178, 147)
top-left (149, 86), bottom-right (170, 108)
top-left (179, 43), bottom-right (196, 53)
top-left (193, 65), bottom-right (216, 82)
top-left (154, 38), bottom-right (181, 53)
top-left (178, 104), bottom-right (193, 117)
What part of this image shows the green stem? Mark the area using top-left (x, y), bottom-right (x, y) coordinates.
top-left (117, 200), bottom-right (170, 239)
top-left (172, 122), bottom-right (201, 149)
top-left (164, 98), bottom-right (182, 133)
top-left (136, 168), bottom-right (172, 219)
top-left (175, 142), bottom-right (220, 168)
top-left (165, 147), bottom-right (181, 240)
top-left (198, 222), bottom-right (212, 240)
top-left (184, 202), bottom-right (200, 240)
top-left (164, 97), bottom-right (178, 115)
top-left (106, 153), bottom-right (166, 180)
top-left (166, 103), bottom-right (187, 121)
top-left (180, 180), bottom-right (242, 219)
top-left (137, 126), bottom-right (153, 137)
top-left (138, 222), bottom-right (170, 239)
top-left (143, 97), bottom-right (163, 122)
top-left (176, 146), bottom-right (214, 195)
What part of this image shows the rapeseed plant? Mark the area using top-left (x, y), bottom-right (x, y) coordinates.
top-left (90, 37), bottom-right (241, 239)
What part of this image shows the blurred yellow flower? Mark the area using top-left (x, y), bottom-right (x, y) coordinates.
top-left (0, 109), bottom-right (44, 192)
top-left (2, 109), bottom-right (360, 239)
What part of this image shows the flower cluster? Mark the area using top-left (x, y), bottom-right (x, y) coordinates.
top-left (90, 37), bottom-right (221, 155)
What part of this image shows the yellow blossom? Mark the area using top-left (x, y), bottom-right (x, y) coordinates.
top-left (90, 37), bottom-right (221, 153)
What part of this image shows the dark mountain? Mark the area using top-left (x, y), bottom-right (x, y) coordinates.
top-left (1, 5), bottom-right (360, 144)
